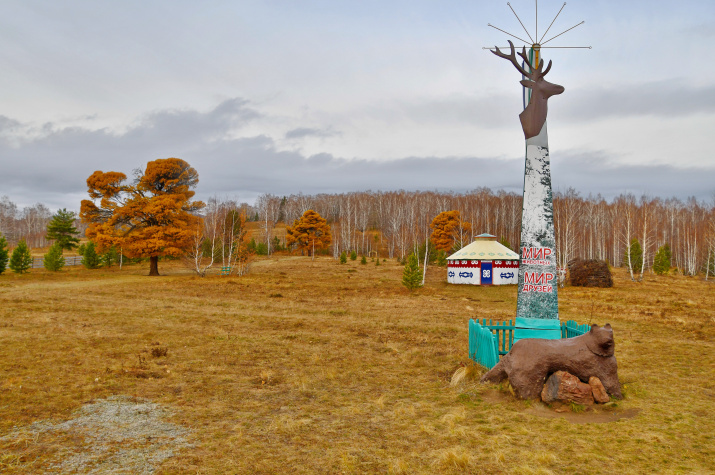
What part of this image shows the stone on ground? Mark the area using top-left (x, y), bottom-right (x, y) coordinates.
top-left (541, 370), bottom-right (594, 405)
top-left (589, 376), bottom-right (610, 403)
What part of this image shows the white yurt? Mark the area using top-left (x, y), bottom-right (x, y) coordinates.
top-left (447, 233), bottom-right (519, 285)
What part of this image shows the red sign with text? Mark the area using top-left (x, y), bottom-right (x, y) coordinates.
top-left (522, 271), bottom-right (554, 292)
top-left (521, 247), bottom-right (553, 266)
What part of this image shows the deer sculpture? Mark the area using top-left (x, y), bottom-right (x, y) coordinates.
top-left (491, 40), bottom-right (564, 139)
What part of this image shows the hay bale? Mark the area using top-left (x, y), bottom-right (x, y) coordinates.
top-left (568, 259), bottom-right (613, 287)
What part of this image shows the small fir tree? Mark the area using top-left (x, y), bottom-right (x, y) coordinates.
top-left (418, 240), bottom-right (437, 265)
top-left (246, 238), bottom-right (267, 255)
top-left (46, 208), bottom-right (80, 251)
top-left (435, 250), bottom-right (447, 267)
top-left (82, 242), bottom-right (101, 269)
top-left (350, 250), bottom-right (357, 261)
top-left (43, 243), bottom-right (65, 271)
top-left (653, 243), bottom-right (671, 275)
top-left (100, 246), bottom-right (119, 267)
top-left (626, 238), bottom-right (644, 274)
top-left (360, 255), bottom-right (367, 265)
top-left (402, 254), bottom-right (422, 290)
top-left (9, 239), bottom-right (32, 274)
top-left (375, 258), bottom-right (380, 266)
top-left (0, 234), bottom-right (9, 275)
top-left (77, 243), bottom-right (86, 256)
top-left (339, 251), bottom-right (347, 264)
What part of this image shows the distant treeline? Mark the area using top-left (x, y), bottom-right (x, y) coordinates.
top-left (248, 189), bottom-right (714, 275)
top-left (2, 189), bottom-right (714, 275)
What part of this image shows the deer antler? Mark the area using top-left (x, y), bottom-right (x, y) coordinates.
top-left (515, 48), bottom-right (554, 79)
top-left (519, 48), bottom-right (551, 81)
top-left (491, 40), bottom-right (531, 78)
top-left (516, 48), bottom-right (535, 71)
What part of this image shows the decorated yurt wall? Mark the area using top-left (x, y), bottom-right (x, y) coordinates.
top-left (447, 234), bottom-right (519, 286)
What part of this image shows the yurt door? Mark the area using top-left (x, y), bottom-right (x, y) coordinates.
top-left (481, 262), bottom-right (493, 285)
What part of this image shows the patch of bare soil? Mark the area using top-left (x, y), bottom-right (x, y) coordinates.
top-left (0, 395), bottom-right (191, 474)
top-left (481, 389), bottom-right (640, 424)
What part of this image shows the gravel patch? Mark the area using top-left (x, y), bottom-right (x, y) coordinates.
top-left (1, 395), bottom-right (192, 474)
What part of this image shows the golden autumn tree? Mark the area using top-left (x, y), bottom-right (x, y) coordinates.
top-left (430, 210), bottom-right (472, 253)
top-left (80, 158), bottom-right (204, 276)
top-left (286, 209), bottom-right (332, 258)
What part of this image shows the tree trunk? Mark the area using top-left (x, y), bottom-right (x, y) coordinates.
top-left (149, 256), bottom-right (160, 276)
top-left (421, 235), bottom-right (429, 286)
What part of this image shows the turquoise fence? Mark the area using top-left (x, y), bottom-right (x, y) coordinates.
top-left (468, 320), bottom-right (500, 370)
top-left (469, 319), bottom-right (591, 369)
top-left (562, 320), bottom-right (591, 338)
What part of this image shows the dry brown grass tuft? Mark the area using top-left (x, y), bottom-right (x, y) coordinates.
top-left (433, 446), bottom-right (475, 471)
top-left (0, 257), bottom-right (713, 473)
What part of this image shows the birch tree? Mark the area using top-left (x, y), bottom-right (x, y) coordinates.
top-left (553, 188), bottom-right (582, 273)
top-left (256, 194), bottom-right (280, 255)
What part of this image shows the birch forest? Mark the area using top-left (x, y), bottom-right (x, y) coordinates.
top-left (2, 189), bottom-right (714, 276)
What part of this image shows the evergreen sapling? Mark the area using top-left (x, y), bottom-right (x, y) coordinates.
top-left (43, 243), bottom-right (65, 271)
top-left (402, 254), bottom-right (422, 290)
top-left (0, 234), bottom-right (9, 275)
top-left (101, 246), bottom-right (119, 267)
top-left (82, 242), bottom-right (101, 269)
top-left (653, 243), bottom-right (671, 275)
top-left (9, 239), bottom-right (32, 274)
top-left (626, 238), bottom-right (644, 275)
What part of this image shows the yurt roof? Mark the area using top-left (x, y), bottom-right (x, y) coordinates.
top-left (447, 234), bottom-right (519, 261)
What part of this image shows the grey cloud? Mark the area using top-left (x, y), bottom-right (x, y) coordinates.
top-left (379, 94), bottom-right (518, 128)
top-left (284, 127), bottom-right (338, 139)
top-left (557, 81), bottom-right (715, 121)
top-left (395, 80), bottom-right (715, 129)
top-left (124, 98), bottom-right (260, 146)
top-left (194, 137), bottom-right (525, 198)
top-left (0, 115), bottom-right (21, 132)
top-left (552, 149), bottom-right (714, 200)
top-left (0, 98), bottom-right (261, 205)
top-left (1, 99), bottom-right (712, 212)
top-left (194, 136), bottom-right (714, 205)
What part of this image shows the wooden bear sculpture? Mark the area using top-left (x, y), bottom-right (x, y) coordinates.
top-left (481, 323), bottom-right (622, 400)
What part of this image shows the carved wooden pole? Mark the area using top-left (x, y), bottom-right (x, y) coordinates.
top-left (492, 41), bottom-right (564, 340)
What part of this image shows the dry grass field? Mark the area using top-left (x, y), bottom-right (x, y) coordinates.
top-left (1, 256), bottom-right (713, 474)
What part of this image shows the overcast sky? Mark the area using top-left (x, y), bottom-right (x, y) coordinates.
top-left (1, 0), bottom-right (714, 211)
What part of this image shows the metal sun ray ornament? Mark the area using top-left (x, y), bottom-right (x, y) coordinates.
top-left (486, 1), bottom-right (589, 341)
